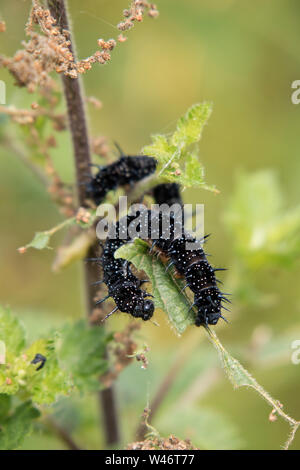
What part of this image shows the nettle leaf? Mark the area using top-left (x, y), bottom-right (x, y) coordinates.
top-left (0, 314), bottom-right (71, 402)
top-left (142, 102), bottom-right (216, 191)
top-left (177, 153), bottom-right (218, 192)
top-left (171, 101), bottom-right (213, 148)
top-left (0, 305), bottom-right (26, 356)
top-left (143, 134), bottom-right (174, 166)
top-left (115, 239), bottom-right (195, 335)
top-left (0, 401), bottom-right (40, 450)
top-left (56, 320), bottom-right (110, 392)
top-left (26, 339), bottom-right (71, 405)
top-left (224, 170), bottom-right (300, 268)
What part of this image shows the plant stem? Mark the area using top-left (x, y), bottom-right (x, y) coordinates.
top-left (47, 0), bottom-right (91, 205)
top-left (47, 0), bottom-right (120, 446)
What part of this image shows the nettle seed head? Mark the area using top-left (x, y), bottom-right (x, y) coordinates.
top-left (97, 38), bottom-right (117, 51)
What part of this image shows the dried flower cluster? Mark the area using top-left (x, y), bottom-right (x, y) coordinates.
top-left (127, 434), bottom-right (198, 450)
top-left (86, 96), bottom-right (103, 110)
top-left (76, 207), bottom-right (92, 225)
top-left (132, 345), bottom-right (150, 369)
top-left (0, 1), bottom-right (113, 90)
top-left (118, 1), bottom-right (159, 31)
top-left (0, 104), bottom-right (65, 129)
top-left (0, 0), bottom-right (158, 93)
top-left (91, 136), bottom-right (110, 159)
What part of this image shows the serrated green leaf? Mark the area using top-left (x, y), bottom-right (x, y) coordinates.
top-left (143, 134), bottom-right (175, 165)
top-left (56, 320), bottom-right (110, 392)
top-left (27, 340), bottom-right (71, 405)
top-left (171, 102), bottom-right (213, 148)
top-left (0, 305), bottom-right (26, 356)
top-left (165, 153), bottom-right (219, 193)
top-left (0, 401), bottom-right (40, 450)
top-left (115, 239), bottom-right (195, 334)
top-left (142, 102), bottom-right (216, 191)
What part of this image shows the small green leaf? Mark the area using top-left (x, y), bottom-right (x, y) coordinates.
top-left (115, 239), bottom-right (195, 334)
top-left (27, 339), bottom-right (71, 405)
top-left (0, 305), bottom-right (26, 356)
top-left (142, 102), bottom-right (216, 191)
top-left (143, 134), bottom-right (174, 166)
top-left (173, 153), bottom-right (219, 193)
top-left (19, 217), bottom-right (77, 253)
top-left (171, 102), bottom-right (213, 148)
top-left (0, 401), bottom-right (40, 450)
top-left (24, 231), bottom-right (51, 251)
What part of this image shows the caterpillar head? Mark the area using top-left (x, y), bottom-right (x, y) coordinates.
top-left (132, 298), bottom-right (155, 321)
top-left (194, 287), bottom-right (222, 326)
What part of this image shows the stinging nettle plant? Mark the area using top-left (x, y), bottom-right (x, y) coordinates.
top-left (0, 0), bottom-right (300, 450)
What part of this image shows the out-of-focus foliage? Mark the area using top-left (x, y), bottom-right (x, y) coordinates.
top-left (0, 401), bottom-right (40, 450)
top-left (57, 320), bottom-right (111, 392)
top-left (156, 405), bottom-right (242, 450)
top-left (224, 171), bottom-right (300, 269)
top-left (0, 305), bottom-right (110, 449)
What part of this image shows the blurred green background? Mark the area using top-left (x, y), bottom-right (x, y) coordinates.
top-left (0, 0), bottom-right (300, 450)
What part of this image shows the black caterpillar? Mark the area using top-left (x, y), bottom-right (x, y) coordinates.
top-left (152, 183), bottom-right (182, 207)
top-left (89, 152), bottom-right (228, 326)
top-left (145, 210), bottom-right (229, 326)
top-left (150, 185), bottom-right (228, 325)
top-left (95, 208), bottom-right (228, 326)
top-left (93, 214), bottom-right (155, 321)
top-left (91, 184), bottom-right (180, 321)
top-left (85, 149), bottom-right (157, 205)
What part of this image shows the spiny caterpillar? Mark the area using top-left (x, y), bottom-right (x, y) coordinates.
top-left (90, 184), bottom-right (181, 322)
top-left (152, 183), bottom-right (182, 207)
top-left (93, 208), bottom-right (229, 326)
top-left (146, 210), bottom-right (229, 326)
top-left (85, 146), bottom-right (157, 205)
top-left (93, 214), bottom-right (155, 321)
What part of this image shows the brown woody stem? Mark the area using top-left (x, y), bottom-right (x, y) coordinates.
top-left (47, 0), bottom-right (120, 446)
